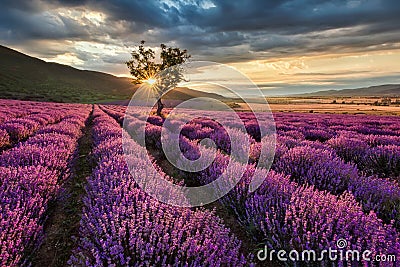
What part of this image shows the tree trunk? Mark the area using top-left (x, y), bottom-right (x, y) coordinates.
top-left (156, 98), bottom-right (164, 117)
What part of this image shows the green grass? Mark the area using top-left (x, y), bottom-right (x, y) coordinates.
top-left (0, 45), bottom-right (229, 104)
top-left (0, 45), bottom-right (134, 103)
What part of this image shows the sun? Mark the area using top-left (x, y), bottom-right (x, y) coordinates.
top-left (144, 78), bottom-right (157, 85)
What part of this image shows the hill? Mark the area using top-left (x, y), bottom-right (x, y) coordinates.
top-left (0, 45), bottom-right (226, 103)
top-left (294, 84), bottom-right (400, 97)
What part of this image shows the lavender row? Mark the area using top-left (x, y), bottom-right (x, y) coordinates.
top-left (101, 104), bottom-right (400, 138)
top-left (70, 107), bottom-right (248, 266)
top-left (0, 101), bottom-right (91, 149)
top-left (0, 112), bottom-right (63, 149)
top-left (251, 112), bottom-right (400, 179)
top-left (183, 111), bottom-right (400, 226)
top-left (132, 115), bottom-right (399, 262)
top-left (0, 99), bottom-right (44, 123)
top-left (159, 109), bottom-right (400, 180)
top-left (268, 131), bottom-right (400, 180)
top-left (117, 107), bottom-right (400, 183)
top-left (0, 99), bottom-right (82, 124)
top-left (120, 113), bottom-right (400, 265)
top-left (139, 111), bottom-right (400, 230)
top-left (139, 108), bottom-right (400, 182)
top-left (270, 142), bottom-right (400, 225)
top-left (158, 128), bottom-right (400, 264)
top-left (0, 105), bottom-right (90, 266)
top-left (105, 106), bottom-right (400, 257)
top-left (121, 110), bottom-right (380, 225)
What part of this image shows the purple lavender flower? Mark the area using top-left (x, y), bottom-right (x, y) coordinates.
top-left (275, 145), bottom-right (358, 194)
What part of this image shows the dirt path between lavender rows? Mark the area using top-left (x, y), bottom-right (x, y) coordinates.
top-left (30, 105), bottom-right (94, 266)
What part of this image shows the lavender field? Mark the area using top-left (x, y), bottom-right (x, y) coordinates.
top-left (1, 99), bottom-right (400, 266)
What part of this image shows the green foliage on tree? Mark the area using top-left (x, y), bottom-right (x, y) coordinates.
top-left (126, 41), bottom-right (191, 117)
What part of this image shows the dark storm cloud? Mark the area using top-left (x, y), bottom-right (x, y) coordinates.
top-left (174, 0), bottom-right (400, 60)
top-left (179, 0), bottom-right (400, 33)
top-left (0, 5), bottom-right (89, 41)
top-left (1, 0), bottom-right (400, 63)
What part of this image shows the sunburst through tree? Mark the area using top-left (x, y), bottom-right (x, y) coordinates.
top-left (126, 41), bottom-right (191, 117)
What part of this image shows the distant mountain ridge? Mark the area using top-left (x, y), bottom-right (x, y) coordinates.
top-left (3, 44), bottom-right (397, 102)
top-left (294, 84), bottom-right (400, 97)
top-left (0, 45), bottom-right (226, 103)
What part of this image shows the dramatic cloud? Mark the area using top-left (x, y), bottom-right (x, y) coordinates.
top-left (1, 0), bottom-right (400, 93)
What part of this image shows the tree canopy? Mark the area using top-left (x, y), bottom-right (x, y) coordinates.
top-left (126, 41), bottom-right (191, 87)
top-left (126, 41), bottom-right (191, 116)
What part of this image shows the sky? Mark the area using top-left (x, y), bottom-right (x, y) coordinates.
top-left (1, 0), bottom-right (400, 96)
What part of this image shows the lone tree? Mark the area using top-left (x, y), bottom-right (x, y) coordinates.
top-left (126, 41), bottom-right (191, 117)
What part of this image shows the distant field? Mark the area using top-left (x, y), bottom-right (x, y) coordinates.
top-left (234, 97), bottom-right (400, 115)
top-left (106, 96), bottom-right (400, 116)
